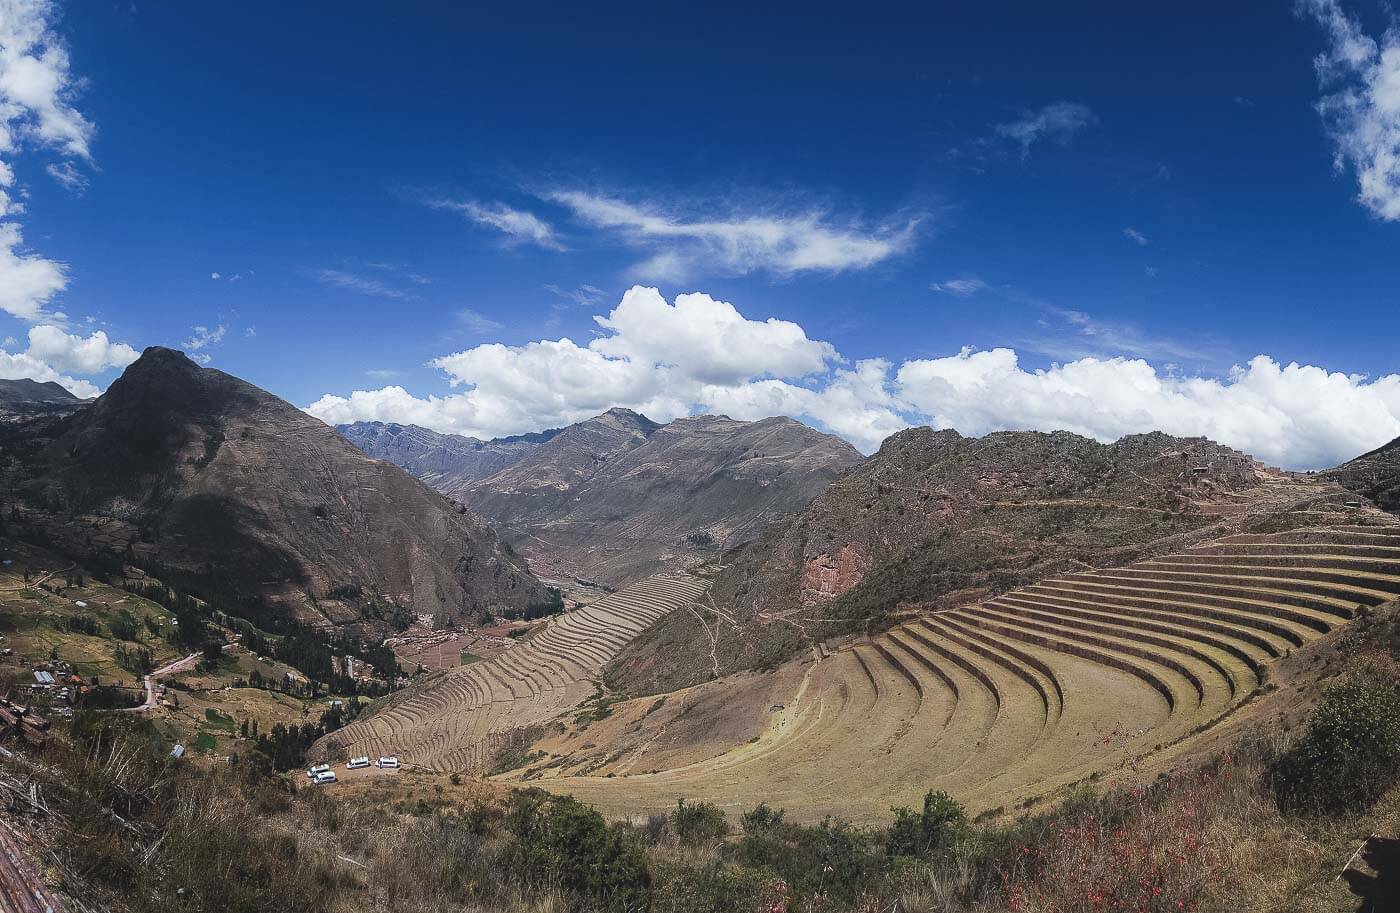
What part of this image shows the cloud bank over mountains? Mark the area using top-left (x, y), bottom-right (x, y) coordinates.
top-left (308, 286), bottom-right (1400, 469)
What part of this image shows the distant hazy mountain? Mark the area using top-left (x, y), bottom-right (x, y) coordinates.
top-left (10, 347), bottom-right (546, 628)
top-left (0, 378), bottom-right (81, 405)
top-left (1323, 435), bottom-right (1400, 513)
top-left (338, 420), bottom-right (561, 497)
top-left (343, 408), bottom-right (864, 585)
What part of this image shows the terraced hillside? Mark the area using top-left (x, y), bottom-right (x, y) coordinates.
top-left (513, 523), bottom-right (1400, 823)
top-left (314, 574), bottom-right (708, 770)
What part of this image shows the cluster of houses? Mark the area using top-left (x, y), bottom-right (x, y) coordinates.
top-left (27, 661), bottom-right (91, 708)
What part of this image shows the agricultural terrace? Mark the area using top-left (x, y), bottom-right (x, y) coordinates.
top-left (315, 575), bottom-right (709, 769)
top-left (517, 524), bottom-right (1400, 822)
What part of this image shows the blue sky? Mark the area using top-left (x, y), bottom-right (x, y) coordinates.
top-left (1, 0), bottom-right (1399, 467)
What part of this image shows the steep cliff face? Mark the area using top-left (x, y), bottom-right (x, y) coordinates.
top-left (17, 347), bottom-right (546, 627)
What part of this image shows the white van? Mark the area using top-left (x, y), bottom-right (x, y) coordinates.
top-left (346, 756), bottom-right (370, 770)
top-left (313, 770), bottom-right (337, 784)
top-left (375, 756), bottom-right (399, 769)
top-left (306, 763), bottom-right (331, 779)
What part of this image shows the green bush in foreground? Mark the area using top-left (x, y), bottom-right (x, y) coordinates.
top-left (1272, 663), bottom-right (1400, 813)
top-left (504, 788), bottom-right (652, 911)
top-left (886, 789), bottom-right (968, 858)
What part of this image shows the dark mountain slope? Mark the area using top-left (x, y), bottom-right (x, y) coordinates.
top-left (459, 410), bottom-right (863, 584)
top-left (337, 421), bottom-right (561, 497)
top-left (1322, 435), bottom-right (1400, 513)
top-left (611, 426), bottom-right (1350, 693)
top-left (11, 347), bottom-right (545, 628)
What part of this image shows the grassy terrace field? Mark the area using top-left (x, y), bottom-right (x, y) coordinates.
top-left (499, 524), bottom-right (1400, 822)
top-left (314, 574), bottom-right (710, 770)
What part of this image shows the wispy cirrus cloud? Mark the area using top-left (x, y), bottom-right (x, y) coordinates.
top-left (545, 283), bottom-right (606, 307)
top-left (994, 101), bottom-right (1097, 157)
top-left (1122, 227), bottom-right (1150, 246)
top-left (457, 308), bottom-right (504, 334)
top-left (930, 277), bottom-right (988, 297)
top-left (1299, 0), bottom-right (1400, 220)
top-left (427, 198), bottom-right (565, 250)
top-left (314, 268), bottom-right (412, 299)
top-left (44, 160), bottom-right (86, 194)
top-left (545, 190), bottom-right (921, 282)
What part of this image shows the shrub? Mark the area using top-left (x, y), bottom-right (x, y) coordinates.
top-left (504, 788), bottom-right (652, 911)
top-left (652, 860), bottom-right (787, 913)
top-left (733, 804), bottom-right (881, 902)
top-left (671, 798), bottom-right (730, 844)
top-left (886, 789), bottom-right (967, 858)
top-left (1271, 664), bottom-right (1400, 813)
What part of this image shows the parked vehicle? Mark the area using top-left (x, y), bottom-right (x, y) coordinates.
top-left (376, 756), bottom-right (399, 769)
top-left (306, 763), bottom-right (331, 779)
top-left (347, 756), bottom-right (370, 769)
top-left (313, 770), bottom-right (337, 784)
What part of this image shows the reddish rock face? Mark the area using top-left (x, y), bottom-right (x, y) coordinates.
top-left (800, 543), bottom-right (871, 605)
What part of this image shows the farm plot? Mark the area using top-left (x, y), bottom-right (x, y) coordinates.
top-left (314, 574), bottom-right (709, 770)
top-left (522, 524), bottom-right (1400, 823)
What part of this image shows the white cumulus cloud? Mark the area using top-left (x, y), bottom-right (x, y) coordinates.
top-left (0, 0), bottom-right (91, 322)
top-left (1301, 0), bottom-right (1400, 220)
top-left (896, 347), bottom-right (1400, 470)
top-left (308, 286), bottom-right (1400, 469)
top-left (0, 325), bottom-right (138, 397)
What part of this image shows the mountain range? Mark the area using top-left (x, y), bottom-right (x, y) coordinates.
top-left (340, 408), bottom-right (863, 585)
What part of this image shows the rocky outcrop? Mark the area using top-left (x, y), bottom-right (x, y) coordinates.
top-left (1323, 435), bottom-right (1400, 514)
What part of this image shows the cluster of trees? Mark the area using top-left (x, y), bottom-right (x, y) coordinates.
top-left (251, 698), bottom-right (361, 771)
top-left (124, 578), bottom-right (399, 696)
top-left (501, 586), bottom-right (565, 622)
